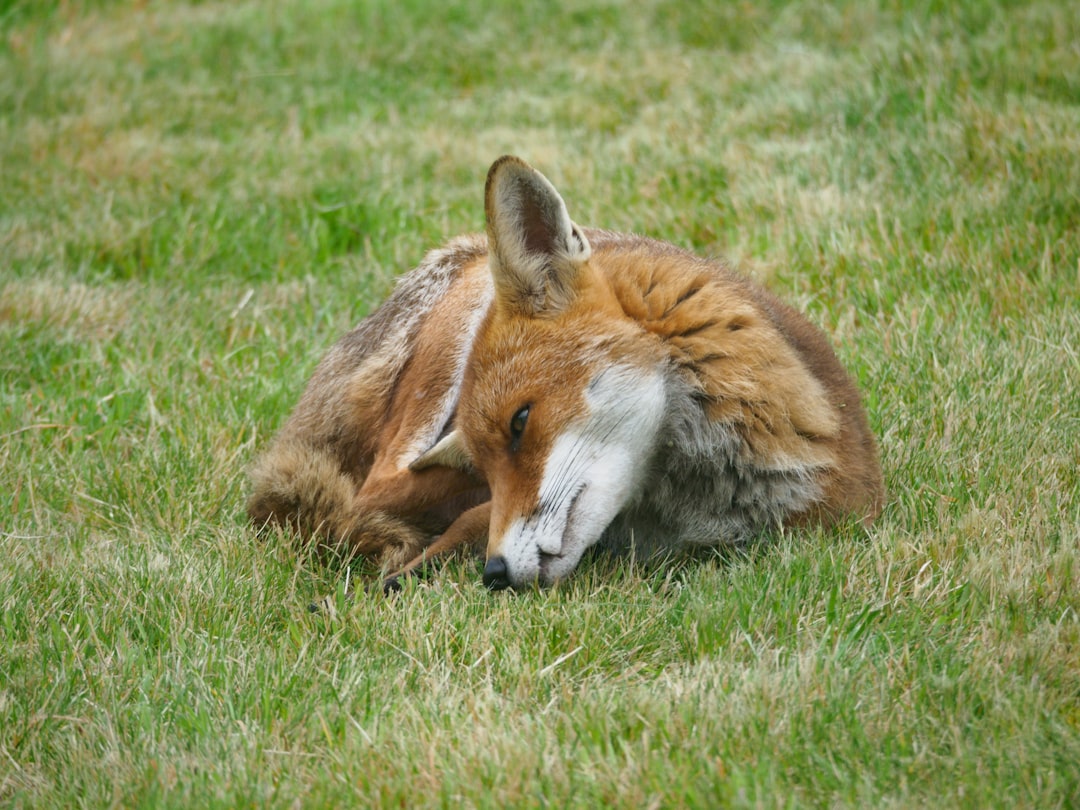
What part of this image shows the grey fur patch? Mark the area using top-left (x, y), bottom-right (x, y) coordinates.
top-left (600, 372), bottom-right (821, 555)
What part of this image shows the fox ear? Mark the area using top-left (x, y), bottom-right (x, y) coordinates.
top-left (484, 155), bottom-right (591, 316)
top-left (409, 430), bottom-right (473, 472)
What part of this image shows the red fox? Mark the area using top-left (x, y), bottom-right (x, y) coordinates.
top-left (248, 156), bottom-right (884, 590)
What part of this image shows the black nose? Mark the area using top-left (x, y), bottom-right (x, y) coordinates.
top-left (483, 556), bottom-right (511, 590)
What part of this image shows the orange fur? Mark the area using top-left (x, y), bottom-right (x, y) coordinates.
top-left (247, 238), bottom-right (491, 573)
top-left (248, 156), bottom-right (884, 589)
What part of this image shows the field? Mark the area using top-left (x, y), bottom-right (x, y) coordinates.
top-left (2, 0), bottom-right (1078, 806)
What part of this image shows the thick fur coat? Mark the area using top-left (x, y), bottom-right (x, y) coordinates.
top-left (248, 156), bottom-right (884, 589)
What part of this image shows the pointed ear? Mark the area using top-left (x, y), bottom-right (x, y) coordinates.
top-left (484, 155), bottom-right (591, 316)
top-left (409, 430), bottom-right (474, 472)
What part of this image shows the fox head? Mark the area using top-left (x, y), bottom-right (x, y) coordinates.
top-left (417, 156), bottom-right (669, 589)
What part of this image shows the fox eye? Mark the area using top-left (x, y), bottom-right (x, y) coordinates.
top-left (509, 404), bottom-right (530, 450)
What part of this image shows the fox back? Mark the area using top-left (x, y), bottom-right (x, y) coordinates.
top-left (248, 156), bottom-right (884, 589)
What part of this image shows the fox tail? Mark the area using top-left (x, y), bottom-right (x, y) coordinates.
top-left (246, 439), bottom-right (426, 570)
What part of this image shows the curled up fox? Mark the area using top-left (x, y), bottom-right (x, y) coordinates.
top-left (248, 156), bottom-right (884, 591)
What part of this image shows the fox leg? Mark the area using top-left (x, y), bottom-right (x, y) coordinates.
top-left (381, 501), bottom-right (491, 592)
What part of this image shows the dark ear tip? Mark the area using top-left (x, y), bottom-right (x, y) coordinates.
top-left (489, 154), bottom-right (528, 173)
top-left (486, 155), bottom-right (528, 191)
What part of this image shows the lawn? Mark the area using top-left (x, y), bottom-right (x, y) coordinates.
top-left (1, 0), bottom-right (1078, 806)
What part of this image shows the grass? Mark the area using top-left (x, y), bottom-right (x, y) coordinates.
top-left (2, 0), bottom-right (1078, 806)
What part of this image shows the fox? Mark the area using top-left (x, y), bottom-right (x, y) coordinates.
top-left (247, 155), bottom-right (884, 591)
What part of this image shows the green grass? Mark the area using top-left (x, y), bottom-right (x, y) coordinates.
top-left (2, 0), bottom-right (1078, 806)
